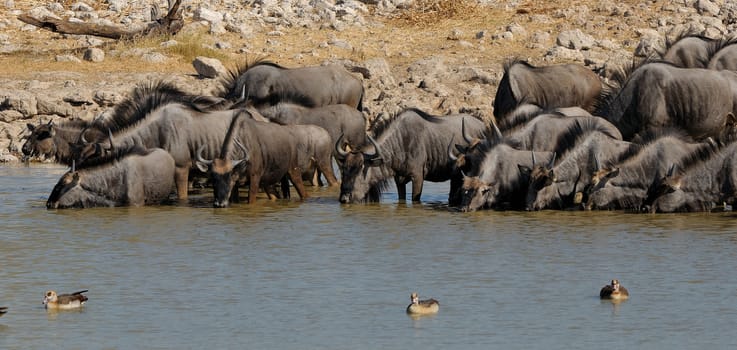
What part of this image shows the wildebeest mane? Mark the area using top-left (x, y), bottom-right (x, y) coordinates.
top-left (498, 108), bottom-right (563, 132)
top-left (551, 118), bottom-right (621, 162)
top-left (502, 57), bottom-right (535, 71)
top-left (671, 137), bottom-right (725, 174)
top-left (99, 80), bottom-right (225, 133)
top-left (598, 128), bottom-right (691, 169)
top-left (499, 109), bottom-right (565, 132)
top-left (369, 108), bottom-right (444, 138)
top-left (216, 58), bottom-right (316, 107)
top-left (74, 145), bottom-right (152, 171)
top-left (706, 35), bottom-right (737, 60)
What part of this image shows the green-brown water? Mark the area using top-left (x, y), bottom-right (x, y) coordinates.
top-left (1, 164), bottom-right (736, 349)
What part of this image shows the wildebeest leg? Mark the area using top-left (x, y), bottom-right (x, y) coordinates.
top-left (280, 177), bottom-right (291, 199)
top-left (248, 174), bottom-right (260, 204)
top-left (448, 174), bottom-right (462, 206)
top-left (288, 168), bottom-right (308, 200)
top-left (230, 186), bottom-right (240, 203)
top-left (174, 166), bottom-right (189, 200)
top-left (395, 176), bottom-right (407, 201)
top-left (317, 159), bottom-right (339, 187)
top-left (411, 176), bottom-right (424, 202)
top-left (263, 185), bottom-right (278, 200)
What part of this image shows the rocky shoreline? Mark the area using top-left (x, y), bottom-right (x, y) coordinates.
top-left (2, 0), bottom-right (736, 162)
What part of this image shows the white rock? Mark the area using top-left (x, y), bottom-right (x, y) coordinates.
top-left (556, 29), bottom-right (596, 50)
top-left (192, 56), bottom-right (227, 79)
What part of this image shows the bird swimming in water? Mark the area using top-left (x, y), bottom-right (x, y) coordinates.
top-left (600, 279), bottom-right (629, 300)
top-left (0, 306), bottom-right (7, 316)
top-left (43, 290), bottom-right (88, 309)
top-left (406, 292), bottom-right (439, 315)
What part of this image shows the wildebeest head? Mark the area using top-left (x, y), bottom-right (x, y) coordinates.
top-left (449, 118), bottom-right (499, 175)
top-left (522, 152), bottom-right (557, 210)
top-left (335, 134), bottom-right (384, 203)
top-left (643, 164), bottom-right (683, 213)
top-left (196, 140), bottom-right (249, 208)
top-left (46, 165), bottom-right (108, 209)
top-left (22, 121), bottom-right (56, 160)
top-left (459, 176), bottom-right (498, 212)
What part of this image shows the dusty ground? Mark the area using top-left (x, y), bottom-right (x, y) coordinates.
top-left (0, 0), bottom-right (651, 81)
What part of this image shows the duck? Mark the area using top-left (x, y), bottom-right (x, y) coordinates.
top-left (0, 306), bottom-right (7, 316)
top-left (43, 290), bottom-right (88, 309)
top-left (600, 279), bottom-right (629, 300)
top-left (406, 292), bottom-right (439, 315)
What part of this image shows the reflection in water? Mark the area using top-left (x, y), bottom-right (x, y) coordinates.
top-left (1, 165), bottom-right (737, 348)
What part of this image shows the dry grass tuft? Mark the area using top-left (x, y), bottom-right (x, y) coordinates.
top-left (394, 0), bottom-right (479, 25)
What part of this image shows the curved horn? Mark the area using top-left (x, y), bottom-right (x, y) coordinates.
top-left (666, 163), bottom-right (677, 177)
top-left (593, 153), bottom-right (601, 170)
top-left (78, 127), bottom-right (89, 144)
top-left (448, 137), bottom-right (458, 161)
top-left (491, 120), bottom-right (503, 141)
top-left (363, 135), bottom-right (381, 160)
top-left (232, 138), bottom-right (249, 167)
top-left (531, 150), bottom-right (537, 166)
top-left (547, 152), bottom-right (556, 169)
top-left (196, 145), bottom-right (213, 165)
top-left (71, 160), bottom-right (75, 173)
top-left (108, 129), bottom-right (114, 151)
top-left (462, 118), bottom-right (474, 144)
top-left (334, 133), bottom-right (349, 158)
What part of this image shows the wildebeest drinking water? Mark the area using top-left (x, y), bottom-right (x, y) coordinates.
top-left (196, 110), bottom-right (336, 207)
top-left (492, 59), bottom-right (602, 122)
top-left (217, 59), bottom-right (364, 110)
top-left (46, 147), bottom-right (175, 209)
top-left (596, 61), bottom-right (737, 141)
top-left (335, 108), bottom-right (486, 205)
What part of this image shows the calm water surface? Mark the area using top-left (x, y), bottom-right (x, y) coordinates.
top-left (1, 164), bottom-right (736, 349)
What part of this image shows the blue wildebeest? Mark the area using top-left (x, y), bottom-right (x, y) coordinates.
top-left (335, 108), bottom-right (486, 205)
top-left (492, 59), bottom-right (602, 122)
top-left (46, 147), bottom-right (175, 209)
top-left (459, 138), bottom-right (555, 212)
top-left (659, 32), bottom-right (715, 68)
top-left (450, 107), bottom-right (614, 178)
top-left (77, 102), bottom-right (255, 200)
top-left (584, 131), bottom-right (718, 210)
top-left (596, 61), bottom-right (737, 141)
top-left (195, 111), bottom-right (336, 207)
top-left (646, 141), bottom-right (737, 213)
top-left (256, 102), bottom-right (368, 154)
top-left (707, 36), bottom-right (737, 71)
top-left (21, 81), bottom-right (226, 165)
top-left (523, 120), bottom-right (638, 211)
top-left (217, 59), bottom-right (364, 110)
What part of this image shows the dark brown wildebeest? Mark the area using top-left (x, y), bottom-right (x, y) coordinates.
top-left (596, 61), bottom-right (737, 141)
top-left (646, 140), bottom-right (737, 213)
top-left (22, 81), bottom-right (225, 165)
top-left (217, 59), bottom-right (364, 111)
top-left (522, 120), bottom-right (638, 211)
top-left (46, 147), bottom-right (175, 209)
top-left (458, 138), bottom-right (554, 212)
top-left (195, 111), bottom-right (336, 207)
top-left (335, 108), bottom-right (486, 205)
top-left (492, 59), bottom-right (602, 122)
top-left (584, 131), bottom-right (718, 210)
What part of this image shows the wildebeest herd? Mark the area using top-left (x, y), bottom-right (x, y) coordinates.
top-left (19, 32), bottom-right (737, 213)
